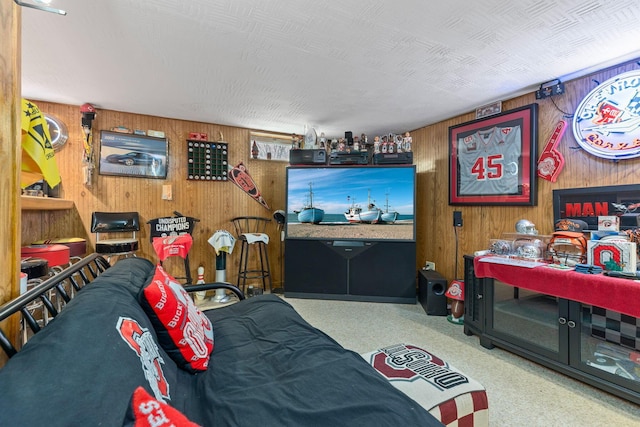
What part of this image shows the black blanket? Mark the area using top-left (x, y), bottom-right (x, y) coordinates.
top-left (0, 258), bottom-right (441, 426)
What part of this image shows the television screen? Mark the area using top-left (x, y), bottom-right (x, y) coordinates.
top-left (285, 165), bottom-right (416, 242)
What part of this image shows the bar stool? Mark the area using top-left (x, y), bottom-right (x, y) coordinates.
top-left (231, 216), bottom-right (272, 293)
top-left (91, 211), bottom-right (140, 264)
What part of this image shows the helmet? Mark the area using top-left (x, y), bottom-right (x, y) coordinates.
top-left (515, 219), bottom-right (538, 234)
top-left (80, 103), bottom-right (96, 113)
top-left (273, 210), bottom-right (286, 224)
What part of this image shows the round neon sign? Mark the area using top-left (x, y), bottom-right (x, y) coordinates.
top-left (572, 70), bottom-right (640, 160)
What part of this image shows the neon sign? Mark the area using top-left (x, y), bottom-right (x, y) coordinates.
top-left (572, 70), bottom-right (640, 160)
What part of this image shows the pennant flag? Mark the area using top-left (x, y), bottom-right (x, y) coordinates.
top-left (228, 162), bottom-right (270, 210)
top-left (21, 99), bottom-right (61, 188)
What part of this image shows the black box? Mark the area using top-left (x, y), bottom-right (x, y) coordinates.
top-left (373, 151), bottom-right (413, 165)
top-left (289, 149), bottom-right (327, 165)
top-left (418, 270), bottom-right (448, 316)
top-left (329, 151), bottom-right (368, 165)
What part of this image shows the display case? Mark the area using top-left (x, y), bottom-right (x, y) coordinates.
top-left (464, 255), bottom-right (640, 404)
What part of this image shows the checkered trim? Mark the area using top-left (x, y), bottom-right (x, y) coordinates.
top-left (429, 390), bottom-right (489, 427)
top-left (590, 306), bottom-right (640, 351)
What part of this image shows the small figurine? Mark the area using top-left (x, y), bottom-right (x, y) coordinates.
top-left (402, 131), bottom-right (412, 152)
top-left (445, 280), bottom-right (464, 325)
top-left (291, 134), bottom-right (301, 150)
top-left (373, 136), bottom-right (381, 154)
top-left (319, 132), bottom-right (326, 149)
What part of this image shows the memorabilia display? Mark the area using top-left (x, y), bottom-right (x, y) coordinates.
top-left (449, 104), bottom-right (538, 206)
top-left (187, 139), bottom-right (228, 181)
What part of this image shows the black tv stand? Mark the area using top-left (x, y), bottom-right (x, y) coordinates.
top-left (284, 239), bottom-right (416, 303)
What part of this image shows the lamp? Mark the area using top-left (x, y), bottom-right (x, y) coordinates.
top-left (272, 210), bottom-right (286, 294)
top-left (445, 280), bottom-right (464, 325)
top-left (14, 0), bottom-right (66, 15)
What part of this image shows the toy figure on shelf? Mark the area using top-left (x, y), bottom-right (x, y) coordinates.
top-left (403, 131), bottom-right (412, 152)
top-left (373, 136), bottom-right (381, 153)
top-left (319, 132), bottom-right (327, 149)
top-left (291, 134), bottom-right (302, 150)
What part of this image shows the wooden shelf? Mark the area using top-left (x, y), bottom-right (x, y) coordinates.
top-left (21, 196), bottom-right (74, 211)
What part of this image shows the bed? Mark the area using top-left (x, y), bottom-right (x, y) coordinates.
top-left (0, 254), bottom-right (442, 426)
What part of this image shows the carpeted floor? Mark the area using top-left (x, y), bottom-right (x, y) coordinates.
top-left (281, 295), bottom-right (639, 427)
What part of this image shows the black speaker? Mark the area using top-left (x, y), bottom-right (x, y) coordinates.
top-left (418, 270), bottom-right (448, 316)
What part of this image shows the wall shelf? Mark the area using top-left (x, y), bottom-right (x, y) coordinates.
top-left (21, 196), bottom-right (74, 211)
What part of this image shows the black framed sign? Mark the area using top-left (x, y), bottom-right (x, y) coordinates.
top-left (553, 184), bottom-right (640, 231)
top-left (449, 104), bottom-right (538, 205)
top-left (99, 130), bottom-right (168, 179)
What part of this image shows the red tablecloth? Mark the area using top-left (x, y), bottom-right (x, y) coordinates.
top-left (473, 256), bottom-right (640, 318)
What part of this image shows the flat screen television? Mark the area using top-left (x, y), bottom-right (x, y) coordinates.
top-left (285, 165), bottom-right (416, 242)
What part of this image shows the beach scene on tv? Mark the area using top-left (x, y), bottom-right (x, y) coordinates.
top-left (286, 167), bottom-right (415, 241)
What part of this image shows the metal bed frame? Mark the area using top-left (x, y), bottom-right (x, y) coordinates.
top-left (0, 253), bottom-right (244, 359)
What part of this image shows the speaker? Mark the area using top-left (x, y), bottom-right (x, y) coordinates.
top-left (418, 270), bottom-right (448, 316)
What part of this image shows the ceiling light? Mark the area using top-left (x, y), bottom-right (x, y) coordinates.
top-left (14, 0), bottom-right (66, 16)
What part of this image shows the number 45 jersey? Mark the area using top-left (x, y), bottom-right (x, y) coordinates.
top-left (457, 125), bottom-right (522, 196)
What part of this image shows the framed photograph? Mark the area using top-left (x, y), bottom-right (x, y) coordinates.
top-left (250, 131), bottom-right (292, 162)
top-left (99, 130), bottom-right (168, 179)
top-left (553, 184), bottom-right (640, 231)
top-left (449, 103), bottom-right (538, 205)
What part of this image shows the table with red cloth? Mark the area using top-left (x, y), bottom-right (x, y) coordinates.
top-left (473, 256), bottom-right (640, 318)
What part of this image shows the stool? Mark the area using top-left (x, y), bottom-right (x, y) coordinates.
top-left (32, 238), bottom-right (87, 264)
top-left (362, 343), bottom-right (489, 427)
top-left (91, 211), bottom-right (140, 263)
top-left (231, 216), bottom-right (272, 293)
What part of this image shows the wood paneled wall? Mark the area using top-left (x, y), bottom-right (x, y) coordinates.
top-left (21, 104), bottom-right (287, 287)
top-left (16, 58), bottom-right (640, 297)
top-left (414, 59), bottom-right (640, 281)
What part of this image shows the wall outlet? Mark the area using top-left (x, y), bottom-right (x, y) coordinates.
top-left (453, 211), bottom-right (463, 227)
top-left (162, 184), bottom-right (173, 200)
top-left (423, 261), bottom-right (436, 271)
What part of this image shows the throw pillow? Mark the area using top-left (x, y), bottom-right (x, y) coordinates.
top-left (123, 386), bottom-right (201, 427)
top-left (140, 265), bottom-right (214, 373)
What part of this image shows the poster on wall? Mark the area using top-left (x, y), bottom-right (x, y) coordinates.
top-left (99, 131), bottom-right (168, 179)
top-left (449, 104), bottom-right (538, 206)
top-left (249, 131), bottom-right (292, 162)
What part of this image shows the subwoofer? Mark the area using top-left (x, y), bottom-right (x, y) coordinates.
top-left (418, 270), bottom-right (448, 316)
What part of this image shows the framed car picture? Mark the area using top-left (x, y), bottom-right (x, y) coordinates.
top-left (449, 103), bottom-right (538, 206)
top-left (99, 130), bottom-right (168, 179)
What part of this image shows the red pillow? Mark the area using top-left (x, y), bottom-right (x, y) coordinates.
top-left (140, 265), bottom-right (214, 373)
top-left (123, 386), bottom-right (201, 427)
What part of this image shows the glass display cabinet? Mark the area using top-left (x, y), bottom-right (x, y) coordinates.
top-left (464, 255), bottom-right (640, 405)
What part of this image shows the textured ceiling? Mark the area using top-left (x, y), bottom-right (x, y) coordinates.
top-left (20, 0), bottom-right (640, 138)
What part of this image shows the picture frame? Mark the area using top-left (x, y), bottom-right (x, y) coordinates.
top-left (449, 103), bottom-right (538, 205)
top-left (249, 131), bottom-right (292, 162)
top-left (99, 130), bottom-right (168, 179)
top-left (553, 184), bottom-right (640, 231)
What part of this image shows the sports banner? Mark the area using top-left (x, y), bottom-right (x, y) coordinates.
top-left (228, 162), bottom-right (270, 210)
top-left (21, 99), bottom-right (61, 188)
